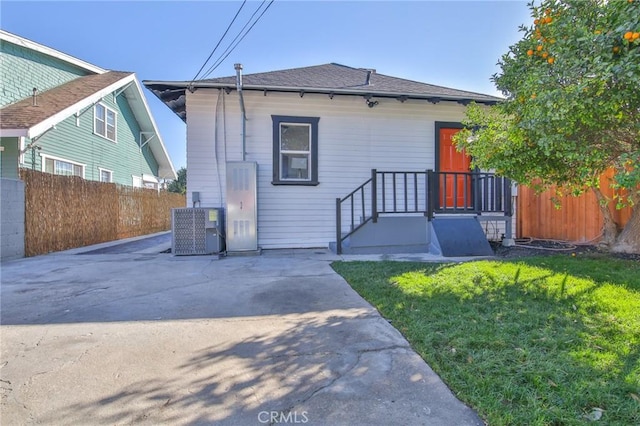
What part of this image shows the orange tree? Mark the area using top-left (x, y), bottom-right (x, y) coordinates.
top-left (455, 0), bottom-right (640, 253)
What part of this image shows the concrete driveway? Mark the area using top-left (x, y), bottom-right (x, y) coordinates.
top-left (1, 233), bottom-right (483, 425)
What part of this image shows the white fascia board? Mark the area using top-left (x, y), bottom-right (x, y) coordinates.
top-left (0, 30), bottom-right (106, 75)
top-left (27, 74), bottom-right (137, 140)
top-left (128, 78), bottom-right (177, 180)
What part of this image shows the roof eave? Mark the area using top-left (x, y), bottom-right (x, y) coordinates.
top-left (21, 74), bottom-right (139, 140)
top-left (0, 30), bottom-right (106, 75)
top-left (124, 79), bottom-right (177, 180)
top-left (143, 80), bottom-right (499, 107)
top-left (0, 75), bottom-right (177, 180)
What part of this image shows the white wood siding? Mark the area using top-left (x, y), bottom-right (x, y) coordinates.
top-left (187, 89), bottom-right (471, 248)
top-left (186, 89), bottom-right (228, 207)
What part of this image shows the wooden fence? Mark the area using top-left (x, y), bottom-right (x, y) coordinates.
top-left (517, 170), bottom-right (633, 242)
top-left (21, 169), bottom-right (185, 256)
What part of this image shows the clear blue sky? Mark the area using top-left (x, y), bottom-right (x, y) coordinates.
top-left (1, 1), bottom-right (532, 171)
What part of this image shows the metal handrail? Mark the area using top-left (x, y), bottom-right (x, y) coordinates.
top-left (432, 171), bottom-right (512, 216)
top-left (335, 171), bottom-right (375, 255)
top-left (335, 169), bottom-right (512, 254)
top-left (376, 171), bottom-right (429, 215)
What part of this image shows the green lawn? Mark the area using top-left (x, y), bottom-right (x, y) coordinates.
top-left (332, 256), bottom-right (640, 425)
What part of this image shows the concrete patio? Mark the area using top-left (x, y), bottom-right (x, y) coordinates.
top-left (0, 233), bottom-right (483, 425)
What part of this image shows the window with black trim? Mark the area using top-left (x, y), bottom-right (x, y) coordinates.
top-left (272, 115), bottom-right (319, 185)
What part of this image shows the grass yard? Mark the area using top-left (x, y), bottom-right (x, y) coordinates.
top-left (332, 256), bottom-right (640, 425)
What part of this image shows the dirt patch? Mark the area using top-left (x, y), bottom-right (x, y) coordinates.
top-left (491, 239), bottom-right (640, 262)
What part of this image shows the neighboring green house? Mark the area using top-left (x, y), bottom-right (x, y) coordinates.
top-left (0, 30), bottom-right (176, 186)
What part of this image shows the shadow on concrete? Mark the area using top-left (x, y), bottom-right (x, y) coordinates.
top-left (30, 313), bottom-right (477, 425)
top-left (0, 252), bottom-right (366, 325)
top-left (0, 249), bottom-right (484, 425)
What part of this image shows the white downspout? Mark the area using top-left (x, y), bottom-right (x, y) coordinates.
top-left (234, 63), bottom-right (246, 161)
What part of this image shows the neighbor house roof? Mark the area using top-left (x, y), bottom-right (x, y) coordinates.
top-left (144, 63), bottom-right (501, 122)
top-left (0, 71), bottom-right (132, 132)
top-left (0, 70), bottom-right (177, 179)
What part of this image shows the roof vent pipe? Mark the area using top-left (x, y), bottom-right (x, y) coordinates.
top-left (234, 63), bottom-right (246, 161)
top-left (365, 69), bottom-right (374, 86)
top-left (32, 87), bottom-right (38, 106)
top-left (234, 63), bottom-right (243, 88)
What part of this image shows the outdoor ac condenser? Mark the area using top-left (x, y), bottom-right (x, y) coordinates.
top-left (171, 208), bottom-right (224, 255)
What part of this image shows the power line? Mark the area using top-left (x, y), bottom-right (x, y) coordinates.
top-left (189, 0), bottom-right (247, 89)
top-left (200, 0), bottom-right (270, 80)
top-left (200, 0), bottom-right (275, 80)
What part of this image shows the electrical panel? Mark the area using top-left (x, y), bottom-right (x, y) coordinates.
top-left (226, 162), bottom-right (258, 252)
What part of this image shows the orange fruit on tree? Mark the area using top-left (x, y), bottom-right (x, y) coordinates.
top-left (545, 16), bottom-right (552, 24)
top-left (547, 57), bottom-right (554, 64)
top-left (542, 52), bottom-right (549, 58)
top-left (537, 45), bottom-right (543, 51)
top-left (527, 49), bottom-right (534, 56)
top-left (534, 18), bottom-right (539, 25)
top-left (633, 32), bottom-right (640, 40)
top-left (624, 31), bottom-right (633, 40)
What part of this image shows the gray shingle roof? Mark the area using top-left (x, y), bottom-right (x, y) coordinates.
top-left (201, 63), bottom-right (498, 100)
top-left (1, 71), bottom-right (132, 130)
top-left (144, 63), bottom-right (500, 122)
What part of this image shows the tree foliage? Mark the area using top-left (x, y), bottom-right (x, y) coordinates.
top-left (167, 167), bottom-right (187, 195)
top-left (454, 0), bottom-right (640, 252)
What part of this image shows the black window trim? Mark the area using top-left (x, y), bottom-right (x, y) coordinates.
top-left (271, 115), bottom-right (320, 186)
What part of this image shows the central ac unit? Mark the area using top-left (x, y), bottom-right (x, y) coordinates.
top-left (171, 208), bottom-right (224, 255)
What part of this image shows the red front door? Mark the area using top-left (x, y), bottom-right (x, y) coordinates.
top-left (439, 127), bottom-right (472, 208)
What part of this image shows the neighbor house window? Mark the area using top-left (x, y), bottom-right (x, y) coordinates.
top-left (271, 115), bottom-right (319, 185)
top-left (142, 174), bottom-right (159, 190)
top-left (132, 174), bottom-right (158, 189)
top-left (99, 168), bottom-right (113, 183)
top-left (42, 155), bottom-right (84, 178)
top-left (94, 103), bottom-right (117, 142)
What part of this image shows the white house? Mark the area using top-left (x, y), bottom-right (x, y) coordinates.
top-left (145, 63), bottom-right (512, 255)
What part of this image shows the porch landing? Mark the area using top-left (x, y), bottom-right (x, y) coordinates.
top-left (330, 215), bottom-right (499, 257)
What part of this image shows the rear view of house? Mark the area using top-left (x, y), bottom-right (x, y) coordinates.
top-left (0, 30), bottom-right (176, 186)
top-left (145, 63), bottom-right (513, 255)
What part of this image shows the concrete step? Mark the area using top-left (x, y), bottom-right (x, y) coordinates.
top-left (331, 216), bottom-right (429, 254)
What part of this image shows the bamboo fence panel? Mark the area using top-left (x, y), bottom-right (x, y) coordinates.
top-left (21, 169), bottom-right (185, 256)
top-left (517, 170), bottom-right (633, 242)
top-left (21, 169), bottom-right (118, 256)
top-left (116, 186), bottom-right (185, 239)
